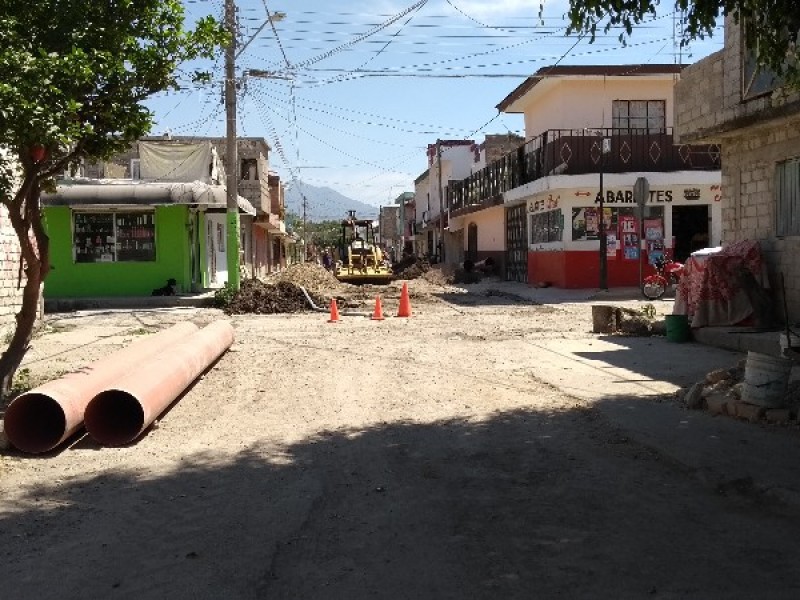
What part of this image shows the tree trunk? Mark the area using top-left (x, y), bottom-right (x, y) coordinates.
top-left (0, 175), bottom-right (49, 403)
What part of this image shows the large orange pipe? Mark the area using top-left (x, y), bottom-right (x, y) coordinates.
top-left (84, 320), bottom-right (234, 446)
top-left (4, 322), bottom-right (200, 454)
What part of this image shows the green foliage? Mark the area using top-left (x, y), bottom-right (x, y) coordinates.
top-left (0, 0), bottom-right (228, 200)
top-left (8, 367), bottom-right (31, 398)
top-left (555, 0), bottom-right (800, 89)
top-left (212, 283), bottom-right (238, 309)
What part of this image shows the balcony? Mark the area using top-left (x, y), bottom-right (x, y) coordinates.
top-left (448, 128), bottom-right (720, 215)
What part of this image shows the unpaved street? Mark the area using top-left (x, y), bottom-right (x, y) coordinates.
top-left (2, 287), bottom-right (800, 599)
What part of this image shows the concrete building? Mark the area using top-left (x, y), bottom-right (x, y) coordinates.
top-left (675, 16), bottom-right (800, 321)
top-left (413, 140), bottom-right (475, 262)
top-left (43, 140), bottom-right (256, 297)
top-left (448, 64), bottom-right (721, 287)
top-left (80, 135), bottom-right (289, 283)
top-left (448, 134), bottom-right (524, 276)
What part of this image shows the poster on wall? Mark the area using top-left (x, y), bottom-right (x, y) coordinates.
top-left (572, 207), bottom-right (617, 241)
top-left (606, 233), bottom-right (618, 259)
top-left (644, 218), bottom-right (664, 265)
top-left (620, 215), bottom-right (639, 260)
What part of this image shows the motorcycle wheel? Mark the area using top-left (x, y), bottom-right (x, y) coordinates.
top-left (642, 278), bottom-right (667, 300)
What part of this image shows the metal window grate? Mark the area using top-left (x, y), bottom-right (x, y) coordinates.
top-left (776, 158), bottom-right (800, 237)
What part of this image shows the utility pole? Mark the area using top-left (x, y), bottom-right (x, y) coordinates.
top-left (436, 139), bottom-right (445, 264)
top-left (302, 193), bottom-right (308, 260)
top-left (224, 0), bottom-right (241, 291)
top-left (598, 136), bottom-right (610, 291)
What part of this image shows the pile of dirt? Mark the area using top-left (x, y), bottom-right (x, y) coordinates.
top-left (422, 264), bottom-right (456, 285)
top-left (224, 279), bottom-right (313, 315)
top-left (270, 263), bottom-right (342, 294)
top-left (393, 257), bottom-right (430, 280)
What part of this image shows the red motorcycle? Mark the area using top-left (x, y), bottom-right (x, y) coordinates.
top-left (642, 255), bottom-right (685, 300)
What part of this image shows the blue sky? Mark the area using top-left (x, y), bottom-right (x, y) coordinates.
top-left (146, 0), bottom-right (724, 220)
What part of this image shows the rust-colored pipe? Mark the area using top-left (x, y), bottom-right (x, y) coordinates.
top-left (4, 322), bottom-right (200, 454)
top-left (84, 320), bottom-right (234, 446)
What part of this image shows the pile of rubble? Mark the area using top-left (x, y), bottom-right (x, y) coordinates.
top-left (592, 305), bottom-right (665, 337)
top-left (679, 360), bottom-right (800, 425)
top-left (224, 279), bottom-right (315, 315)
top-left (269, 263), bottom-right (343, 295)
top-left (393, 256), bottom-right (430, 280)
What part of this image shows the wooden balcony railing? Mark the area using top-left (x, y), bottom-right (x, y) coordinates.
top-left (448, 128), bottom-right (721, 213)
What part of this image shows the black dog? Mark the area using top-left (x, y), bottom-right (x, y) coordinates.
top-left (152, 278), bottom-right (178, 296)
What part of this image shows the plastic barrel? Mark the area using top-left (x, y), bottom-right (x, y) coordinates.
top-left (664, 314), bottom-right (691, 343)
top-left (742, 351), bottom-right (793, 408)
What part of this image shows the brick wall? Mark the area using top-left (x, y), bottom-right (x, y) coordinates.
top-left (0, 205), bottom-right (29, 337)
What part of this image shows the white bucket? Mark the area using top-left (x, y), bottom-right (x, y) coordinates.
top-left (742, 351), bottom-right (793, 408)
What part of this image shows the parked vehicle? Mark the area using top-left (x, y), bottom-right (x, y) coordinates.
top-left (642, 255), bottom-right (685, 300)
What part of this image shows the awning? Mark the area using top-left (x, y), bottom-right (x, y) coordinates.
top-left (42, 179), bottom-right (256, 216)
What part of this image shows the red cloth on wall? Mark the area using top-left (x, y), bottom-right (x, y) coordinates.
top-left (673, 240), bottom-right (767, 328)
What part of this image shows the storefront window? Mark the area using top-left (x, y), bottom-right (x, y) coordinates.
top-left (529, 209), bottom-right (562, 244)
top-left (73, 211), bottom-right (156, 263)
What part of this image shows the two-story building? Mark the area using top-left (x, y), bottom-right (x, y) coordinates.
top-left (414, 140), bottom-right (475, 262)
top-left (448, 64), bottom-right (722, 287)
top-left (447, 134), bottom-right (525, 277)
top-left (41, 138), bottom-right (262, 297)
top-left (675, 17), bottom-right (800, 321)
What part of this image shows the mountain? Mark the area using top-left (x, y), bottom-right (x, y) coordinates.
top-left (284, 182), bottom-right (379, 222)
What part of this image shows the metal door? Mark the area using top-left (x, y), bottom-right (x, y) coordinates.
top-left (505, 205), bottom-right (528, 282)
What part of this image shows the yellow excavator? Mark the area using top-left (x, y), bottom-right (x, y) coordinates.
top-left (334, 211), bottom-right (393, 284)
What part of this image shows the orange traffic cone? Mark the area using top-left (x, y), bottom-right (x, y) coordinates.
top-left (396, 282), bottom-right (412, 318)
top-left (328, 298), bottom-right (341, 323)
top-left (371, 296), bottom-right (385, 321)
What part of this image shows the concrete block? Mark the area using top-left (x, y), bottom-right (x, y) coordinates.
top-left (706, 393), bottom-right (729, 416)
top-left (685, 382), bottom-right (705, 410)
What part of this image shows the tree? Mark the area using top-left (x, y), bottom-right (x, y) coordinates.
top-left (559, 0), bottom-right (800, 88)
top-left (0, 1), bottom-right (227, 398)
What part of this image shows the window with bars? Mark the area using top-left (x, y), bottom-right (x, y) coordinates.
top-left (529, 209), bottom-right (563, 244)
top-left (777, 158), bottom-right (800, 236)
top-left (612, 100), bottom-right (666, 134)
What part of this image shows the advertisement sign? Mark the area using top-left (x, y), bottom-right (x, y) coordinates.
top-left (620, 215), bottom-right (639, 260)
top-left (644, 218), bottom-right (664, 265)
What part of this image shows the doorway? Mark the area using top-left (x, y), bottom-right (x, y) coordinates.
top-left (672, 205), bottom-right (709, 263)
top-left (467, 223), bottom-right (478, 262)
top-left (205, 213), bottom-right (228, 287)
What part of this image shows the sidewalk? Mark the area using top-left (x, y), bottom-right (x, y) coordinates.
top-left (456, 279), bottom-right (800, 503)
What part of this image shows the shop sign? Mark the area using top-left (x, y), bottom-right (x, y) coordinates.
top-left (528, 194), bottom-right (560, 213)
top-left (594, 189), bottom-right (673, 204)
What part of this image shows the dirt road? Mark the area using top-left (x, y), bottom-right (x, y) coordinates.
top-left (1, 288), bottom-right (799, 598)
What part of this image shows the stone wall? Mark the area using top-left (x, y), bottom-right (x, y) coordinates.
top-left (720, 121), bottom-right (800, 318)
top-left (676, 17), bottom-right (800, 322)
top-left (676, 17), bottom-right (800, 144)
top-left (674, 50), bottom-right (725, 141)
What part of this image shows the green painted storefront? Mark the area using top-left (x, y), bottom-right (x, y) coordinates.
top-left (43, 205), bottom-right (203, 297)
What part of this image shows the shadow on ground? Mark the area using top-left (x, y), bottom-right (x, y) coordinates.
top-left (2, 406), bottom-right (799, 599)
top-left (573, 334), bottom-right (743, 389)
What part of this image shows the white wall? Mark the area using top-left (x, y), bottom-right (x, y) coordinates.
top-left (519, 77), bottom-right (678, 139)
top-left (464, 206), bottom-right (506, 253)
